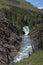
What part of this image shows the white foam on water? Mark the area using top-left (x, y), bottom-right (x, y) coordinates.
top-left (23, 26), bottom-right (29, 35)
top-left (14, 26), bottom-right (32, 63)
top-left (14, 45), bottom-right (32, 62)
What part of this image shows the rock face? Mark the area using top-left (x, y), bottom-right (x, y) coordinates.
top-left (0, 0), bottom-right (43, 65)
top-left (30, 23), bottom-right (43, 52)
top-left (0, 18), bottom-right (22, 65)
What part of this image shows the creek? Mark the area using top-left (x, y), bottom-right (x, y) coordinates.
top-left (14, 26), bottom-right (33, 62)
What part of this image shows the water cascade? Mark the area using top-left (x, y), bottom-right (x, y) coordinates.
top-left (14, 26), bottom-right (32, 62)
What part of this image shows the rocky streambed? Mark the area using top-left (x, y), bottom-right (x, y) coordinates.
top-left (14, 26), bottom-right (33, 63)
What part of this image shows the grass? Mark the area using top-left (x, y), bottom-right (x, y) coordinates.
top-left (10, 50), bottom-right (43, 65)
top-left (0, 0), bottom-right (43, 13)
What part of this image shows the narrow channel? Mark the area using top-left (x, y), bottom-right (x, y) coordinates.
top-left (14, 26), bottom-right (33, 62)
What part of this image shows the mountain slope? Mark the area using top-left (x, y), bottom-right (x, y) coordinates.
top-left (0, 0), bottom-right (43, 65)
top-left (0, 0), bottom-right (43, 13)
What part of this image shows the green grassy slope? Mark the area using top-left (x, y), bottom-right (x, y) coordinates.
top-left (0, 0), bottom-right (43, 13)
top-left (11, 50), bottom-right (43, 65)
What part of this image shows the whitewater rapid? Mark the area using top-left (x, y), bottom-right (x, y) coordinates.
top-left (14, 26), bottom-right (32, 62)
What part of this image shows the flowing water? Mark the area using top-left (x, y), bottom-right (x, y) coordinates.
top-left (14, 26), bottom-right (33, 62)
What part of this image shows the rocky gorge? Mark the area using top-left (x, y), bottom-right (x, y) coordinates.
top-left (0, 0), bottom-right (43, 65)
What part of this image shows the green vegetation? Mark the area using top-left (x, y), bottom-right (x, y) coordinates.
top-left (10, 50), bottom-right (43, 65)
top-left (0, 0), bottom-right (43, 65)
top-left (0, 0), bottom-right (43, 13)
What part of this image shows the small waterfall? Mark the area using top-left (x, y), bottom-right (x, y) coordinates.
top-left (14, 26), bottom-right (32, 63)
top-left (23, 26), bottom-right (29, 35)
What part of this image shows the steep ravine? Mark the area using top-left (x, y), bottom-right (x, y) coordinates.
top-left (0, 1), bottom-right (43, 65)
top-left (14, 26), bottom-right (33, 62)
